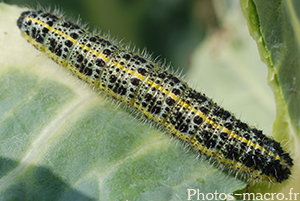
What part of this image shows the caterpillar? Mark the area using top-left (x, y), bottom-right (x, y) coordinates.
top-left (17, 9), bottom-right (293, 183)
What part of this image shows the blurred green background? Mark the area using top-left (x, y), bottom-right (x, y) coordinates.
top-left (5, 0), bottom-right (223, 72)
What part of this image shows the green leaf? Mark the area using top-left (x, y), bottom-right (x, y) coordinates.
top-left (240, 0), bottom-right (300, 196)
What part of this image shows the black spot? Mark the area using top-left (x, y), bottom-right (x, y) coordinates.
top-left (255, 149), bottom-right (261, 155)
top-left (144, 93), bottom-right (152, 102)
top-left (84, 68), bottom-right (93, 76)
top-left (188, 130), bottom-right (195, 135)
top-left (17, 12), bottom-right (30, 29)
top-left (220, 111), bottom-right (231, 120)
top-left (95, 58), bottom-right (105, 67)
top-left (179, 124), bottom-right (188, 133)
top-left (70, 24), bottom-right (80, 30)
top-left (141, 102), bottom-right (147, 107)
top-left (89, 36), bottom-right (97, 42)
top-left (236, 121), bottom-right (248, 130)
top-left (171, 77), bottom-right (180, 84)
top-left (62, 21), bottom-right (72, 28)
top-left (240, 142), bottom-right (247, 149)
top-left (201, 130), bottom-right (211, 142)
top-left (25, 30), bottom-right (30, 36)
top-left (200, 107), bottom-right (209, 115)
top-left (251, 128), bottom-right (258, 134)
top-left (206, 139), bottom-right (216, 149)
top-left (42, 27), bottom-right (49, 34)
top-left (128, 94), bottom-right (135, 99)
top-left (41, 13), bottom-right (49, 18)
top-left (172, 88), bottom-right (181, 95)
top-left (35, 35), bottom-right (44, 43)
top-left (31, 27), bottom-right (37, 38)
top-left (109, 75), bottom-right (117, 83)
top-left (174, 112), bottom-right (182, 120)
top-left (224, 144), bottom-right (234, 158)
top-left (213, 107), bottom-right (224, 116)
top-left (79, 64), bottom-right (85, 73)
top-left (244, 155), bottom-right (255, 168)
top-left (187, 90), bottom-right (196, 99)
top-left (256, 130), bottom-right (264, 139)
top-left (228, 148), bottom-right (239, 160)
top-left (217, 141), bottom-right (224, 148)
top-left (123, 53), bottom-right (131, 60)
top-left (130, 78), bottom-right (140, 86)
top-left (55, 48), bottom-right (62, 56)
top-left (155, 80), bottom-right (160, 84)
top-left (197, 136), bottom-right (203, 143)
top-left (137, 68), bottom-right (147, 76)
top-left (165, 97), bottom-right (175, 106)
top-left (138, 57), bottom-right (147, 63)
top-left (77, 54), bottom-right (84, 63)
top-left (103, 49), bottom-right (112, 56)
top-left (243, 133), bottom-right (250, 140)
top-left (64, 39), bottom-right (73, 48)
top-left (158, 72), bottom-right (167, 79)
top-left (118, 86), bottom-right (127, 95)
top-left (193, 115), bottom-right (203, 125)
top-left (151, 106), bottom-right (161, 114)
top-left (224, 122), bottom-right (233, 130)
top-left (220, 132), bottom-right (228, 140)
top-left (49, 14), bottom-right (59, 21)
top-left (49, 38), bottom-right (56, 51)
top-left (70, 32), bottom-right (79, 39)
top-left (198, 95), bottom-right (207, 103)
top-left (46, 20), bottom-right (53, 26)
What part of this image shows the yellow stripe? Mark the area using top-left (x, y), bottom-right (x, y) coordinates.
top-left (169, 93), bottom-right (179, 101)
